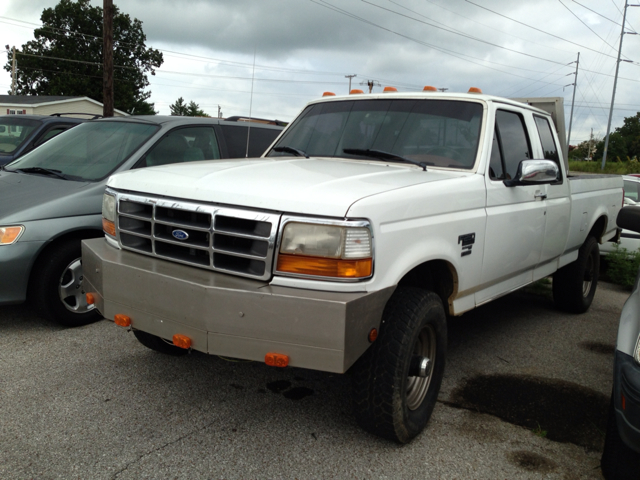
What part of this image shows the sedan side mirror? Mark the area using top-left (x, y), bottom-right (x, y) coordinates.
top-left (504, 159), bottom-right (559, 187)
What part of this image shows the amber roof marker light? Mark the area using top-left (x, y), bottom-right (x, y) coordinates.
top-left (468, 87), bottom-right (483, 94)
top-left (423, 86), bottom-right (438, 92)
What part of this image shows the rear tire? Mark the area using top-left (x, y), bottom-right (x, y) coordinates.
top-left (33, 240), bottom-right (101, 327)
top-left (133, 330), bottom-right (189, 356)
top-left (352, 288), bottom-right (447, 443)
top-left (553, 236), bottom-right (599, 313)
top-left (601, 393), bottom-right (640, 479)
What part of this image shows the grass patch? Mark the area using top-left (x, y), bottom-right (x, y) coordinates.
top-left (603, 245), bottom-right (640, 290)
top-left (568, 160), bottom-right (640, 176)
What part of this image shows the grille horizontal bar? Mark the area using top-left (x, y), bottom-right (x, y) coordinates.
top-left (116, 195), bottom-right (280, 281)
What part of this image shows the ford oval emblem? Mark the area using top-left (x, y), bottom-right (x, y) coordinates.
top-left (172, 229), bottom-right (189, 241)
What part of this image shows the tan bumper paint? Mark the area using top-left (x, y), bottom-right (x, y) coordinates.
top-left (82, 238), bottom-right (394, 373)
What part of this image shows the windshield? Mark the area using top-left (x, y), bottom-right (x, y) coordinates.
top-left (267, 99), bottom-right (484, 169)
top-left (6, 121), bottom-right (159, 181)
top-left (0, 118), bottom-right (42, 155)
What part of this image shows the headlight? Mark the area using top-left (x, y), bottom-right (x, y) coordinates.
top-left (102, 193), bottom-right (116, 237)
top-left (276, 221), bottom-right (373, 279)
top-left (0, 226), bottom-right (24, 245)
top-left (634, 335), bottom-right (640, 365)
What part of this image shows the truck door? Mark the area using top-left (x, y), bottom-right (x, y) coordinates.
top-left (478, 108), bottom-right (546, 304)
top-left (532, 114), bottom-right (570, 278)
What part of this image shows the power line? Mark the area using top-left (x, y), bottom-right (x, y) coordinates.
top-left (558, 0), bottom-right (622, 54)
top-left (465, 0), bottom-right (629, 61)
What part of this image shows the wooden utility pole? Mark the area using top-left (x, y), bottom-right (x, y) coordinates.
top-left (103, 0), bottom-right (114, 117)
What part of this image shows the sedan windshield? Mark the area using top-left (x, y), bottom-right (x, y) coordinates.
top-left (0, 118), bottom-right (42, 155)
top-left (267, 99), bottom-right (484, 169)
top-left (5, 121), bottom-right (159, 181)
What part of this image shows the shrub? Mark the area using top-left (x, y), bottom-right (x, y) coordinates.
top-left (605, 244), bottom-right (640, 290)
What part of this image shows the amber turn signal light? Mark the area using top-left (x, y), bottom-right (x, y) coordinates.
top-left (102, 218), bottom-right (116, 236)
top-left (114, 314), bottom-right (131, 327)
top-left (265, 353), bottom-right (289, 367)
top-left (172, 334), bottom-right (192, 349)
top-left (86, 293), bottom-right (96, 305)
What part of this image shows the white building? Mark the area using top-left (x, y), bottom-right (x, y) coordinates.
top-left (0, 95), bottom-right (127, 117)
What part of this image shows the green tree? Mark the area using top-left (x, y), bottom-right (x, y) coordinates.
top-left (617, 112), bottom-right (640, 160)
top-left (4, 0), bottom-right (163, 114)
top-left (595, 131), bottom-right (627, 162)
top-left (170, 97), bottom-right (208, 117)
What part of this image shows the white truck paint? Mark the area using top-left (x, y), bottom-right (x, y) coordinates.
top-left (83, 90), bottom-right (623, 443)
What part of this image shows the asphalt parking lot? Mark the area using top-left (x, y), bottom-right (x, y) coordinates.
top-left (0, 280), bottom-right (628, 479)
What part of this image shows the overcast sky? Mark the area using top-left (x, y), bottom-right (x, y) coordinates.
top-left (1, 0), bottom-right (639, 144)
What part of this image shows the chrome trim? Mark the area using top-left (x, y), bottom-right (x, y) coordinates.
top-left (112, 191), bottom-right (281, 281)
top-left (273, 215), bottom-right (375, 282)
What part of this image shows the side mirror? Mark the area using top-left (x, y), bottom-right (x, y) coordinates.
top-left (504, 159), bottom-right (559, 187)
top-left (617, 206), bottom-right (640, 234)
top-left (624, 197), bottom-right (637, 206)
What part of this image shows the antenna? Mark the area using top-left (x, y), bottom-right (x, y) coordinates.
top-left (245, 47), bottom-right (256, 158)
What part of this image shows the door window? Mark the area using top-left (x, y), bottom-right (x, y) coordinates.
top-left (489, 110), bottom-right (532, 180)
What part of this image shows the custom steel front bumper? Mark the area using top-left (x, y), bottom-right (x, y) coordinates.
top-left (82, 238), bottom-right (393, 373)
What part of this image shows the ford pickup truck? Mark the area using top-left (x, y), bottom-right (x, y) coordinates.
top-left (82, 88), bottom-right (623, 443)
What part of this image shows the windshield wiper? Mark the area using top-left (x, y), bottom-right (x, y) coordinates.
top-left (343, 148), bottom-right (428, 171)
top-left (273, 146), bottom-right (309, 158)
top-left (11, 167), bottom-right (71, 180)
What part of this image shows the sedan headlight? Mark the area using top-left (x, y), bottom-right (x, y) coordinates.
top-left (0, 226), bottom-right (24, 245)
top-left (102, 193), bottom-right (116, 237)
top-left (276, 221), bottom-right (373, 279)
top-left (634, 335), bottom-right (640, 365)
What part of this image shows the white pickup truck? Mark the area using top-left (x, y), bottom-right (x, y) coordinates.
top-left (83, 89), bottom-right (623, 443)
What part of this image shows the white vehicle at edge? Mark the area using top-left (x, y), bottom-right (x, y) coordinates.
top-left (83, 88), bottom-right (624, 443)
top-left (601, 175), bottom-right (640, 256)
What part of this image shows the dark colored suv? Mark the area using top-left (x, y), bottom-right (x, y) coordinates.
top-left (0, 115), bottom-right (283, 327)
top-left (0, 114), bottom-right (88, 165)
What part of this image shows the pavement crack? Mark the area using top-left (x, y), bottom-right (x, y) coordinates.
top-left (111, 420), bottom-right (217, 479)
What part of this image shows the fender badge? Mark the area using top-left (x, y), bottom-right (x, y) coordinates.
top-left (172, 229), bottom-right (189, 241)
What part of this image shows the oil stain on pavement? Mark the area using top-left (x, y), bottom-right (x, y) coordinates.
top-left (447, 374), bottom-right (609, 451)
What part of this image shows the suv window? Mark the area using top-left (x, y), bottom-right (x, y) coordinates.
top-left (489, 110), bottom-right (532, 180)
top-left (220, 124), bottom-right (281, 158)
top-left (0, 118), bottom-right (41, 154)
top-left (144, 127), bottom-right (220, 167)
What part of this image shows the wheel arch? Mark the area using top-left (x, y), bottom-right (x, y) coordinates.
top-left (27, 228), bottom-right (104, 295)
top-left (397, 259), bottom-right (459, 315)
top-left (588, 215), bottom-right (608, 243)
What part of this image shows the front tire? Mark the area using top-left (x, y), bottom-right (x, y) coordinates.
top-left (33, 240), bottom-right (101, 327)
top-left (352, 288), bottom-right (447, 443)
top-left (552, 236), bottom-right (599, 313)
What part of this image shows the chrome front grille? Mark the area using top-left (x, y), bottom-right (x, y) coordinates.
top-left (115, 193), bottom-right (280, 281)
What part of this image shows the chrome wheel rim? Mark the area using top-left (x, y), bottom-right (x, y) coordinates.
top-left (406, 325), bottom-right (436, 411)
top-left (58, 258), bottom-right (94, 314)
top-left (582, 252), bottom-right (595, 297)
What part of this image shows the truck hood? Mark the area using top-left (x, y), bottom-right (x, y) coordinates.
top-left (0, 170), bottom-right (102, 223)
top-left (107, 157), bottom-right (462, 217)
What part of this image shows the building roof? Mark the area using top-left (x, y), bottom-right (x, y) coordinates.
top-left (0, 95), bottom-right (83, 105)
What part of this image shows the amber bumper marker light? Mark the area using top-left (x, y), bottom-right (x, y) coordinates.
top-left (265, 353), bottom-right (289, 367)
top-left (369, 328), bottom-right (378, 343)
top-left (114, 314), bottom-right (131, 327)
top-left (86, 293), bottom-right (96, 305)
top-left (173, 334), bottom-right (192, 349)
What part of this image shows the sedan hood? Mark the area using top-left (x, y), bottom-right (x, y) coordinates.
top-left (107, 157), bottom-right (461, 217)
top-left (0, 170), bottom-right (102, 223)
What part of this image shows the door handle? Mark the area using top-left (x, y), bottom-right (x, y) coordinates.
top-left (534, 192), bottom-right (547, 200)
